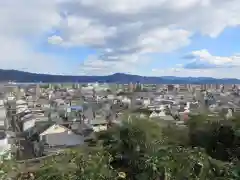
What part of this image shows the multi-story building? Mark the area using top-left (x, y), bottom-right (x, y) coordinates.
top-left (201, 84), bottom-right (207, 90)
top-left (215, 84), bottom-right (220, 90)
top-left (167, 84), bottom-right (175, 91)
top-left (128, 82), bottom-right (134, 92)
top-left (178, 84), bottom-right (188, 91)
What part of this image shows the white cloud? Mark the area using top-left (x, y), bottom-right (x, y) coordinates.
top-left (138, 28), bottom-right (191, 54)
top-left (48, 35), bottom-right (63, 45)
top-left (150, 49), bottom-right (240, 78)
top-left (0, 0), bottom-right (68, 74)
top-left (183, 49), bottom-right (240, 69)
top-left (78, 54), bottom-right (150, 75)
top-left (2, 0), bottom-right (240, 76)
top-left (49, 0), bottom-right (240, 76)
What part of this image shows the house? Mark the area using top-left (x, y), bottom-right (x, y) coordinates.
top-left (107, 94), bottom-right (115, 100)
top-left (155, 104), bottom-right (167, 111)
top-left (16, 100), bottom-right (30, 114)
top-left (226, 109), bottom-right (233, 119)
top-left (0, 131), bottom-right (11, 160)
top-left (21, 113), bottom-right (35, 132)
top-left (139, 113), bottom-right (147, 119)
top-left (183, 107), bottom-right (190, 113)
top-left (0, 99), bottom-right (4, 106)
top-left (54, 99), bottom-right (65, 106)
top-left (20, 112), bottom-right (49, 137)
top-left (39, 124), bottom-right (85, 147)
top-left (6, 95), bottom-right (15, 101)
top-left (82, 107), bottom-right (110, 132)
top-left (209, 102), bottom-right (235, 114)
top-left (90, 119), bottom-right (108, 132)
top-left (0, 107), bottom-right (6, 129)
top-left (16, 99), bottom-right (27, 106)
top-left (149, 111), bottom-right (158, 118)
top-left (209, 104), bottom-right (219, 113)
top-left (187, 101), bottom-right (199, 109)
top-left (122, 96), bottom-right (131, 105)
top-left (158, 110), bottom-right (175, 121)
top-left (16, 106), bottom-right (31, 115)
top-left (143, 98), bottom-right (151, 107)
top-left (90, 110), bottom-right (109, 132)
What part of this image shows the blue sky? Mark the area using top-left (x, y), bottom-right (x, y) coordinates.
top-left (1, 0), bottom-right (240, 78)
top-left (151, 27), bottom-right (240, 69)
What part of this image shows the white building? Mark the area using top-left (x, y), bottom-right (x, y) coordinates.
top-left (149, 111), bottom-right (158, 118)
top-left (40, 124), bottom-right (84, 147)
top-left (122, 96), bottom-right (131, 105)
top-left (0, 107), bottom-right (6, 128)
top-left (0, 132), bottom-right (11, 160)
top-left (21, 112), bottom-right (49, 134)
top-left (143, 98), bottom-right (151, 107)
top-left (107, 94), bottom-right (115, 100)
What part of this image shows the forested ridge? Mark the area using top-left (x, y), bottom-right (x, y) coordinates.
top-left (0, 69), bottom-right (239, 83)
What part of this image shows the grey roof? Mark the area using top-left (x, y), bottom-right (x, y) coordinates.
top-left (91, 118), bottom-right (107, 125)
top-left (83, 107), bottom-right (94, 120)
top-left (159, 115), bottom-right (175, 121)
top-left (95, 90), bottom-right (108, 96)
top-left (189, 103), bottom-right (199, 109)
top-left (36, 98), bottom-right (49, 104)
top-left (0, 131), bottom-right (6, 139)
top-left (31, 121), bottom-right (55, 135)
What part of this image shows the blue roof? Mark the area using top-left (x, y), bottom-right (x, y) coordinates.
top-left (70, 105), bottom-right (83, 111)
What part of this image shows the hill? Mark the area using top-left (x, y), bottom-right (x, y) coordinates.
top-left (0, 69), bottom-right (239, 84)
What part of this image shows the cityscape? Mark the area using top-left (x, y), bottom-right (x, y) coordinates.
top-left (1, 82), bottom-right (240, 178)
top-left (2, 0), bottom-right (240, 179)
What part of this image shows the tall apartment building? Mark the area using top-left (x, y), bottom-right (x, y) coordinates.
top-left (215, 84), bottom-right (220, 90)
top-left (178, 84), bottom-right (188, 91)
top-left (201, 84), bottom-right (207, 90)
top-left (129, 82), bottom-right (134, 92)
top-left (167, 84), bottom-right (174, 91)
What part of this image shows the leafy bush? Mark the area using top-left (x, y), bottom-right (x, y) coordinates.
top-left (2, 116), bottom-right (240, 180)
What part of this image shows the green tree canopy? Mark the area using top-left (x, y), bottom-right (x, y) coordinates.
top-left (1, 115), bottom-right (240, 180)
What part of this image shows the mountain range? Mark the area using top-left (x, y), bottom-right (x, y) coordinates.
top-left (0, 69), bottom-right (239, 84)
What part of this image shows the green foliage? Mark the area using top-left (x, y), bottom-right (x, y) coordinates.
top-left (161, 125), bottom-right (189, 146)
top-left (39, 84), bottom-right (49, 89)
top-left (16, 146), bottom-right (118, 180)
top-left (97, 118), bottom-right (238, 180)
top-left (2, 115), bottom-right (240, 180)
top-left (187, 115), bottom-right (240, 162)
top-left (0, 151), bottom-right (18, 179)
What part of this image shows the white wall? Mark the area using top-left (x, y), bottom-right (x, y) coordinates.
top-left (92, 125), bottom-right (107, 132)
top-left (0, 108), bottom-right (6, 120)
top-left (0, 137), bottom-right (8, 146)
top-left (0, 137), bottom-right (11, 157)
top-left (23, 119), bottom-right (36, 132)
top-left (42, 131), bottom-right (84, 146)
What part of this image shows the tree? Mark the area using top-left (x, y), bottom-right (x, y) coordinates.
top-left (12, 146), bottom-right (119, 180)
top-left (97, 118), bottom-right (238, 180)
top-left (187, 115), bottom-right (240, 162)
top-left (2, 115), bottom-right (239, 180)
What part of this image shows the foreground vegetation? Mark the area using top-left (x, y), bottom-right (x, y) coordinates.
top-left (2, 114), bottom-right (240, 179)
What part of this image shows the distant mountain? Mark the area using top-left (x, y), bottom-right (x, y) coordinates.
top-left (0, 69), bottom-right (239, 84)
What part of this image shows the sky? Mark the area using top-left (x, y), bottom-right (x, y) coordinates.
top-left (2, 0), bottom-right (240, 78)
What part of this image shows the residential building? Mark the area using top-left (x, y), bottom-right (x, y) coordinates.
top-left (0, 131), bottom-right (11, 160)
top-left (39, 124), bottom-right (85, 147)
